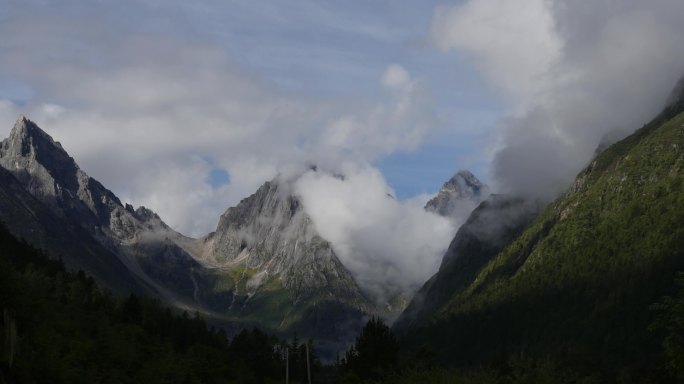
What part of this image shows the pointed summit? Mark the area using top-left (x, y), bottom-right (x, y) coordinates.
top-left (6, 114), bottom-right (35, 157)
top-left (0, 116), bottom-right (129, 225)
top-left (1, 115), bottom-right (81, 193)
top-left (425, 170), bottom-right (488, 218)
top-left (4, 115), bottom-right (66, 158)
top-left (444, 170), bottom-right (484, 196)
top-left (200, 174), bottom-right (371, 351)
top-left (11, 114), bottom-right (37, 139)
top-left (0, 115), bottom-right (223, 317)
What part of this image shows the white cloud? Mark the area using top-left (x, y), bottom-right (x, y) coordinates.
top-left (0, 9), bottom-right (438, 236)
top-left (294, 164), bottom-right (456, 304)
top-left (381, 64), bottom-right (411, 90)
top-left (431, 0), bottom-right (684, 199)
top-left (431, 0), bottom-right (561, 101)
top-left (318, 65), bottom-right (434, 162)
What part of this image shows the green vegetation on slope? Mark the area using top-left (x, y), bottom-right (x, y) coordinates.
top-left (400, 104), bottom-right (684, 381)
top-left (339, 317), bottom-right (399, 382)
top-left (0, 224), bottom-right (322, 384)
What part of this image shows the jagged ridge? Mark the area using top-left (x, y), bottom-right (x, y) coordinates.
top-left (0, 117), bottom-right (373, 357)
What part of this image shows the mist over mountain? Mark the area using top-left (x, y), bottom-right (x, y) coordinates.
top-left (425, 169), bottom-right (488, 222)
top-left (432, 0), bottom-right (684, 200)
top-left (195, 173), bottom-right (373, 352)
top-left (294, 165), bottom-right (478, 309)
top-left (394, 194), bottom-right (543, 335)
top-left (0, 117), bottom-right (362, 351)
top-left (0, 115), bottom-right (490, 360)
top-left (0, 116), bottom-right (207, 305)
top-left (4, 1), bottom-right (684, 381)
top-left (392, 74), bottom-right (684, 381)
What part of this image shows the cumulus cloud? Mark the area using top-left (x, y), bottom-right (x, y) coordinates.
top-left (0, 6), bottom-right (437, 236)
top-left (294, 164), bottom-right (455, 305)
top-left (432, 0), bottom-right (561, 101)
top-left (318, 64), bottom-right (433, 163)
top-left (432, 0), bottom-right (684, 199)
top-left (381, 64), bottom-right (411, 90)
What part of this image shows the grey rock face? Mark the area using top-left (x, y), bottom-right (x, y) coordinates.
top-left (195, 176), bottom-right (373, 359)
top-left (200, 178), bottom-right (371, 312)
top-left (0, 116), bottom-right (200, 304)
top-left (425, 170), bottom-right (488, 218)
top-left (0, 165), bottom-right (153, 295)
top-left (0, 116), bottom-right (371, 355)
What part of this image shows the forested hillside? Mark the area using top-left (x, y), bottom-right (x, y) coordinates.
top-left (397, 82), bottom-right (684, 382)
top-left (0, 224), bottom-right (321, 384)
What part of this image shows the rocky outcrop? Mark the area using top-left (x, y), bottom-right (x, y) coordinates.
top-left (202, 179), bottom-right (369, 308)
top-left (198, 176), bottom-right (372, 345)
top-left (0, 165), bottom-right (153, 295)
top-left (425, 170), bottom-right (488, 219)
top-left (0, 116), bottom-right (371, 356)
top-left (0, 116), bottom-right (202, 305)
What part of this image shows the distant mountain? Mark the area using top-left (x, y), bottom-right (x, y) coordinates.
top-left (0, 117), bottom-right (372, 356)
top-left (0, 116), bottom-right (498, 359)
top-left (425, 170), bottom-right (488, 218)
top-left (372, 170), bottom-right (489, 320)
top-left (394, 194), bottom-right (542, 335)
top-left (196, 177), bottom-right (372, 353)
top-left (397, 78), bottom-right (684, 378)
top-left (0, 116), bottom-right (206, 306)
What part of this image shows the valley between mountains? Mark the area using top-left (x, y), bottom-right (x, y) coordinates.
top-left (4, 1), bottom-right (684, 383)
top-left (2, 77), bottom-right (684, 382)
top-left (0, 116), bottom-right (484, 357)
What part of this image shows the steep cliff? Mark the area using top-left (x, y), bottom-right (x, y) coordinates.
top-left (198, 178), bottom-right (372, 351)
top-left (0, 116), bottom-right (203, 305)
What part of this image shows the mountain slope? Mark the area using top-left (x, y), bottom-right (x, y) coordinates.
top-left (0, 116), bottom-right (208, 306)
top-left (0, 222), bottom-right (296, 384)
top-left (399, 83), bottom-right (684, 377)
top-left (0, 117), bottom-right (372, 356)
top-left (0, 165), bottom-right (152, 295)
top-left (393, 194), bottom-right (542, 334)
top-left (197, 177), bottom-right (372, 353)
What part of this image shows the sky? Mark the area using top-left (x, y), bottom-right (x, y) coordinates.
top-left (0, 0), bottom-right (501, 236)
top-left (2, 0), bottom-right (684, 300)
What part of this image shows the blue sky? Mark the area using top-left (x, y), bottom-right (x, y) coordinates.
top-left (0, 1), bottom-right (500, 232)
top-left (155, 0), bottom-right (503, 195)
top-left (1, 0), bottom-right (682, 236)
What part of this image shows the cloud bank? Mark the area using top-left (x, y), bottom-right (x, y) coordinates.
top-left (432, 0), bottom-right (684, 199)
top-left (294, 164), bottom-right (455, 305)
top-left (0, 4), bottom-right (437, 236)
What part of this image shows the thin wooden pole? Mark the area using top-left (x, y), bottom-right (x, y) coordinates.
top-left (306, 342), bottom-right (311, 384)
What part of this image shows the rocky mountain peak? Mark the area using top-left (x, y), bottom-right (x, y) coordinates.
top-left (201, 173), bottom-right (371, 309)
top-left (0, 115), bottom-right (130, 227)
top-left (1, 115), bottom-right (83, 195)
top-left (134, 205), bottom-right (162, 222)
top-left (0, 117), bottom-right (368, 354)
top-left (444, 170), bottom-right (484, 195)
top-left (6, 115), bottom-right (66, 157)
top-left (425, 170), bottom-right (488, 218)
